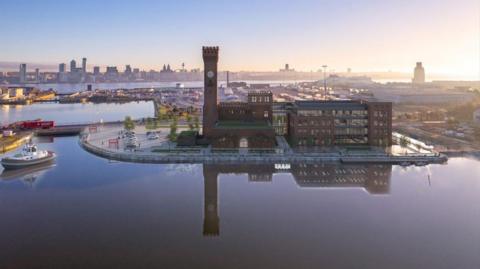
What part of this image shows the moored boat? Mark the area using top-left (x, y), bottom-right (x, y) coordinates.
top-left (1, 144), bottom-right (56, 170)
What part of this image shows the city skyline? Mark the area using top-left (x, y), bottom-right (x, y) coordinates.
top-left (1, 0), bottom-right (479, 79)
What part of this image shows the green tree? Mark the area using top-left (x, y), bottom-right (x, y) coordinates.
top-left (307, 137), bottom-right (314, 146)
top-left (168, 116), bottom-right (178, 142)
top-left (446, 118), bottom-right (458, 130)
top-left (186, 114), bottom-right (194, 131)
top-left (194, 116), bottom-right (200, 131)
top-left (124, 116), bottom-right (135, 131)
top-left (145, 117), bottom-right (154, 130)
top-left (399, 136), bottom-right (410, 153)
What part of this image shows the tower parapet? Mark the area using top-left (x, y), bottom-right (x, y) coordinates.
top-left (202, 46), bottom-right (219, 60)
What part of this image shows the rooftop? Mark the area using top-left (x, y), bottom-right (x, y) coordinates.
top-left (294, 100), bottom-right (367, 110)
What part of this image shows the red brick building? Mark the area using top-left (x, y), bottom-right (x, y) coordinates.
top-left (287, 100), bottom-right (392, 147)
top-left (202, 47), bottom-right (276, 148)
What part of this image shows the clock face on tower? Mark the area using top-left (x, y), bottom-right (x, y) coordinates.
top-left (207, 70), bottom-right (215, 78)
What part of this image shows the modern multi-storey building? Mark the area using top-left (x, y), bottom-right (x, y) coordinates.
top-left (197, 46), bottom-right (392, 149)
top-left (34, 68), bottom-right (40, 82)
top-left (70, 60), bottom-right (76, 72)
top-left (19, 63), bottom-right (27, 83)
top-left (59, 63), bottom-right (66, 73)
top-left (82, 57), bottom-right (87, 73)
top-left (93, 66), bottom-right (101, 76)
top-left (287, 100), bottom-right (392, 146)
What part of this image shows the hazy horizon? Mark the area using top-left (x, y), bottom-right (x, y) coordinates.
top-left (1, 0), bottom-right (479, 79)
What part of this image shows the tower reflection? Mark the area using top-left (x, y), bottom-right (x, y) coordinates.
top-left (202, 163), bottom-right (392, 236)
top-left (203, 165), bottom-right (220, 236)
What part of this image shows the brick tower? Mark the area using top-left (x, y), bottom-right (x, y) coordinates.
top-left (202, 46), bottom-right (219, 138)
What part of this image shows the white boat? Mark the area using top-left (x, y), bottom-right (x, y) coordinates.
top-left (1, 144), bottom-right (56, 170)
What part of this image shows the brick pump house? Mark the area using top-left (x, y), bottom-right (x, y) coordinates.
top-left (202, 46), bottom-right (276, 148)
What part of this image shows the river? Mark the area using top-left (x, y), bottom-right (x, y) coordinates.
top-left (0, 103), bottom-right (479, 269)
top-left (22, 80), bottom-right (314, 93)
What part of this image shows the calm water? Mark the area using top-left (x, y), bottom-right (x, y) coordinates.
top-left (1, 101), bottom-right (154, 125)
top-left (0, 104), bottom-right (479, 269)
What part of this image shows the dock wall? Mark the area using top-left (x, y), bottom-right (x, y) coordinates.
top-left (79, 134), bottom-right (447, 165)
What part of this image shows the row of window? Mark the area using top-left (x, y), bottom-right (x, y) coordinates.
top-left (371, 138), bottom-right (388, 146)
top-left (274, 127), bottom-right (287, 135)
top-left (295, 119), bottom-right (333, 127)
top-left (335, 138), bottom-right (368, 144)
top-left (297, 109), bottom-right (368, 117)
top-left (222, 110), bottom-right (270, 118)
top-left (372, 111), bottom-right (389, 117)
top-left (296, 128), bottom-right (333, 135)
top-left (372, 120), bottom-right (389, 127)
top-left (334, 119), bottom-right (368, 127)
top-left (335, 128), bottom-right (368, 135)
top-left (249, 96), bottom-right (271, 103)
top-left (371, 128), bottom-right (390, 136)
top-left (297, 138), bottom-right (333, 146)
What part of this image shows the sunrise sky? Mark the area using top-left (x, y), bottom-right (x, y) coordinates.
top-left (1, 0), bottom-right (479, 79)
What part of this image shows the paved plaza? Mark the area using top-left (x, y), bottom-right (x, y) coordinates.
top-left (86, 124), bottom-right (189, 152)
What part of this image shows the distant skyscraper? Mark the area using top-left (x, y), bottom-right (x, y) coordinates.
top-left (280, 63), bottom-right (294, 72)
top-left (412, 62), bottom-right (425, 84)
top-left (59, 63), bottom-right (66, 73)
top-left (19, 63), bottom-right (27, 83)
top-left (93, 66), bottom-right (100, 76)
top-left (125, 65), bottom-right (132, 74)
top-left (82, 58), bottom-right (87, 73)
top-left (58, 63), bottom-right (67, 83)
top-left (106, 66), bottom-right (119, 74)
top-left (35, 68), bottom-right (40, 82)
top-left (70, 60), bottom-right (77, 73)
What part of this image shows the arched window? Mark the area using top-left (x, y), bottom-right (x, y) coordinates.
top-left (239, 138), bottom-right (248, 148)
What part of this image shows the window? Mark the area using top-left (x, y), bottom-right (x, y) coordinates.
top-left (264, 111), bottom-right (269, 118)
top-left (239, 138), bottom-right (248, 148)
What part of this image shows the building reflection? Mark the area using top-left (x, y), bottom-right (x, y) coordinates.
top-left (203, 166), bottom-right (220, 236)
top-left (202, 163), bottom-right (392, 236)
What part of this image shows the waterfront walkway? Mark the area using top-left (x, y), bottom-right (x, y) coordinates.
top-left (79, 124), bottom-right (447, 166)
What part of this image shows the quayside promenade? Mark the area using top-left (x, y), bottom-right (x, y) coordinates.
top-left (79, 124), bottom-right (447, 165)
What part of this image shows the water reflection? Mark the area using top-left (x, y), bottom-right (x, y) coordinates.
top-left (1, 101), bottom-right (154, 125)
top-left (202, 163), bottom-right (392, 236)
top-left (0, 162), bottom-right (55, 186)
top-left (0, 160), bottom-right (392, 238)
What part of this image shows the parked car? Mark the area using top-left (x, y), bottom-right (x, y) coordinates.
top-left (147, 133), bottom-right (159, 140)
